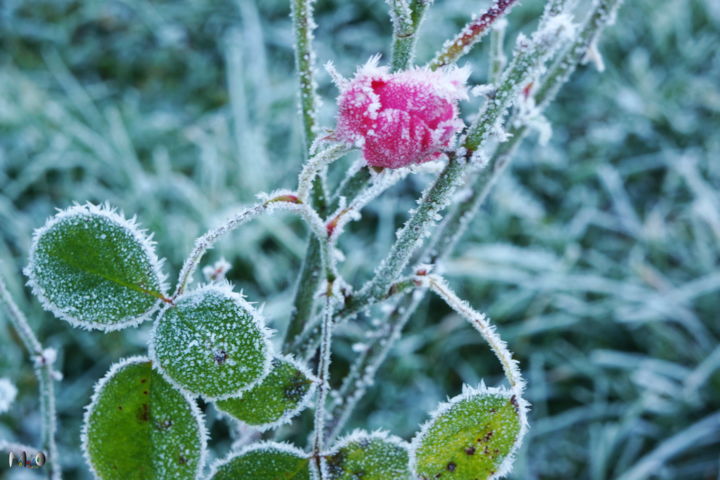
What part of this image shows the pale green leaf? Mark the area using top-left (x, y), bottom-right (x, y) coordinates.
top-left (410, 385), bottom-right (527, 480)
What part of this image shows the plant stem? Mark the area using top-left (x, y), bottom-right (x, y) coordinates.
top-left (291, 0), bottom-right (327, 215)
top-left (341, 156), bottom-right (465, 318)
top-left (330, 167), bottom-right (373, 211)
top-left (426, 274), bottom-right (525, 391)
top-left (535, 0), bottom-right (625, 111)
top-left (390, 0), bottom-right (430, 71)
top-left (489, 18), bottom-right (507, 83)
top-left (428, 0), bottom-right (519, 70)
top-left (174, 197), bottom-right (325, 298)
top-left (0, 272), bottom-right (61, 480)
top-left (291, 0), bottom-right (319, 151)
top-left (421, 127), bottom-right (525, 265)
top-left (282, 167), bottom-right (373, 352)
top-left (325, 290), bottom-right (422, 442)
top-left (320, 0), bottom-right (626, 437)
top-left (312, 294), bottom-right (336, 476)
top-left (296, 144), bottom-right (351, 203)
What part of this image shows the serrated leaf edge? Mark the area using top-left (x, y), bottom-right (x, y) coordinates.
top-left (81, 355), bottom-right (208, 480)
top-left (24, 202), bottom-right (169, 332)
top-left (408, 384), bottom-right (529, 480)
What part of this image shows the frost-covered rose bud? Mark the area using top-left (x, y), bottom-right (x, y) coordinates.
top-left (334, 57), bottom-right (469, 169)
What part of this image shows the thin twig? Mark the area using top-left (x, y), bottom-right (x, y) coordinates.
top-left (424, 273), bottom-right (525, 391)
top-left (428, 0), bottom-right (520, 70)
top-left (390, 0), bottom-right (431, 71)
top-left (0, 271), bottom-right (61, 480)
top-left (297, 144), bottom-right (351, 203)
top-left (312, 294), bottom-right (336, 477)
top-left (316, 0), bottom-right (626, 438)
top-left (174, 196), bottom-right (327, 298)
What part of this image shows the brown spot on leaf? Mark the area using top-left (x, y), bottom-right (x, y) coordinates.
top-left (137, 403), bottom-right (149, 422)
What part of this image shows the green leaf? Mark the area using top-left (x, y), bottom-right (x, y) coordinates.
top-left (151, 284), bottom-right (271, 399)
top-left (25, 203), bottom-right (166, 331)
top-left (410, 385), bottom-right (527, 480)
top-left (82, 357), bottom-right (206, 480)
top-left (210, 442), bottom-right (312, 480)
top-left (324, 431), bottom-right (411, 480)
top-left (215, 355), bottom-right (316, 430)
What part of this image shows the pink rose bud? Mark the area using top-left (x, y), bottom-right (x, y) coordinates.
top-left (334, 57), bottom-right (470, 169)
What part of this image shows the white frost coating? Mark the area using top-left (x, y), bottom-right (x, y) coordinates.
top-left (409, 384), bottom-right (529, 480)
top-left (325, 61), bottom-right (348, 90)
top-left (218, 354), bottom-right (319, 432)
top-left (0, 378), bottom-right (17, 413)
top-left (533, 12), bottom-right (577, 46)
top-left (296, 143), bottom-right (351, 203)
top-left (202, 258), bottom-right (232, 283)
top-left (422, 274), bottom-right (525, 392)
top-left (327, 167), bottom-right (410, 242)
top-left (583, 40), bottom-right (606, 71)
top-left (24, 202), bottom-right (168, 331)
top-left (33, 347), bottom-right (57, 368)
top-left (80, 355), bottom-right (209, 480)
top-left (471, 84), bottom-right (495, 97)
top-left (150, 282), bottom-right (274, 401)
top-left (325, 428), bottom-right (409, 456)
top-left (174, 192), bottom-right (329, 298)
top-left (207, 440), bottom-right (315, 479)
top-left (321, 429), bottom-right (410, 479)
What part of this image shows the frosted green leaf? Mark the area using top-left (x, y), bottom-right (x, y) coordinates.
top-left (82, 357), bottom-right (206, 480)
top-left (151, 284), bottom-right (271, 400)
top-left (215, 355), bottom-right (316, 430)
top-left (209, 442), bottom-right (312, 480)
top-left (24, 203), bottom-right (167, 331)
top-left (410, 385), bottom-right (527, 480)
top-left (324, 430), bottom-right (411, 480)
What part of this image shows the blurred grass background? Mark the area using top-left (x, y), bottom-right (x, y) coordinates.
top-left (1, 0), bottom-right (718, 478)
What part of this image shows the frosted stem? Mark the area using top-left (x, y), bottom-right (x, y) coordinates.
top-left (291, 0), bottom-right (320, 149)
top-left (312, 295), bottom-right (336, 475)
top-left (326, 167), bottom-right (411, 240)
top-left (297, 144), bottom-right (351, 203)
top-left (389, 0), bottom-right (430, 71)
top-left (464, 13), bottom-right (574, 152)
top-left (341, 156), bottom-right (464, 318)
top-left (424, 274), bottom-right (525, 392)
top-left (428, 0), bottom-right (520, 70)
top-left (489, 19), bottom-right (507, 84)
top-left (539, 0), bottom-right (579, 28)
top-left (0, 272), bottom-right (61, 480)
top-left (535, 0), bottom-right (625, 110)
top-left (307, 0), bottom-right (627, 442)
top-left (326, 290), bottom-right (422, 442)
top-left (174, 196), bottom-right (328, 298)
top-left (291, 0), bottom-right (328, 215)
